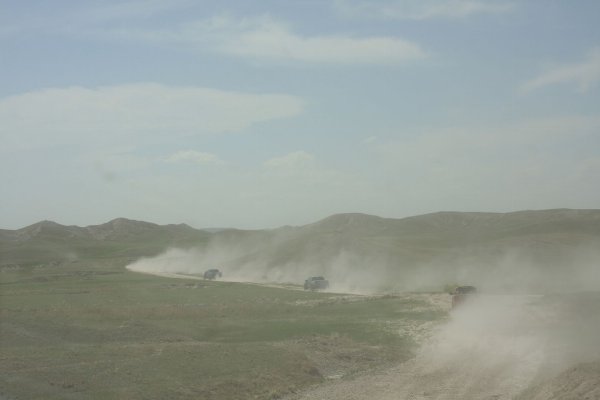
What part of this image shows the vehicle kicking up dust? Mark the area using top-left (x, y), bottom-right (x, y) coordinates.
top-left (304, 276), bottom-right (330, 291)
top-left (203, 268), bottom-right (223, 280)
top-left (285, 292), bottom-right (600, 400)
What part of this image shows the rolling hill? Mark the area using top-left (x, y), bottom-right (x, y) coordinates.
top-left (0, 218), bottom-right (211, 267)
top-left (195, 209), bottom-right (600, 292)
top-left (2, 209), bottom-right (600, 292)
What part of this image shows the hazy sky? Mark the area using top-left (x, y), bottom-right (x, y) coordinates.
top-left (1, 0), bottom-right (599, 229)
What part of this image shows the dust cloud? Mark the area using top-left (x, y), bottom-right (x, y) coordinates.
top-left (406, 291), bottom-right (600, 399)
top-left (126, 236), bottom-right (600, 399)
top-left (126, 246), bottom-right (384, 294)
top-left (126, 236), bottom-right (600, 295)
top-left (285, 293), bottom-right (600, 400)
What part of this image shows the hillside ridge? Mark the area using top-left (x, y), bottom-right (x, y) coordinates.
top-left (2, 209), bottom-right (599, 276)
top-left (6, 208), bottom-right (600, 234)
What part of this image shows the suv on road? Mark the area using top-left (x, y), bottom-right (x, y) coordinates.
top-left (451, 285), bottom-right (477, 308)
top-left (304, 276), bottom-right (329, 291)
top-left (203, 269), bottom-right (222, 280)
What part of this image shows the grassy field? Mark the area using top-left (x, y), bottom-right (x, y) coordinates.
top-left (0, 260), bottom-right (446, 400)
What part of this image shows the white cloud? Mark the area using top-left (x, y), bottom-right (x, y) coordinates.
top-left (264, 151), bottom-right (316, 169)
top-left (163, 150), bottom-right (225, 165)
top-left (375, 115), bottom-right (600, 210)
top-left (260, 151), bottom-right (358, 194)
top-left (0, 1), bottom-right (193, 38)
top-left (575, 157), bottom-right (600, 180)
top-left (261, 151), bottom-right (355, 189)
top-left (112, 15), bottom-right (427, 65)
top-left (215, 16), bottom-right (426, 64)
top-left (381, 116), bottom-right (600, 165)
top-left (334, 0), bottom-right (514, 20)
top-left (84, 0), bottom-right (192, 21)
top-left (3, 8), bottom-right (427, 65)
top-left (0, 83), bottom-right (304, 150)
top-left (87, 149), bottom-right (153, 182)
top-left (521, 47), bottom-right (600, 93)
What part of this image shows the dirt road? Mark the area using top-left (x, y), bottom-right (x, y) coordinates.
top-left (127, 267), bottom-right (600, 399)
top-left (285, 293), bottom-right (600, 400)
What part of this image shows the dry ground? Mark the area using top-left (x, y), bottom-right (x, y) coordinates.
top-left (284, 293), bottom-right (600, 400)
top-left (0, 264), bottom-right (444, 400)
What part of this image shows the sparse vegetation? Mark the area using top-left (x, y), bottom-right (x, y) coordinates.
top-left (0, 261), bottom-right (443, 400)
top-left (2, 210), bottom-right (599, 399)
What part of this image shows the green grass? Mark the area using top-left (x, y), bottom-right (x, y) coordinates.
top-left (0, 262), bottom-right (445, 400)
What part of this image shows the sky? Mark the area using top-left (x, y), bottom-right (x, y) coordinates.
top-left (1, 0), bottom-right (599, 230)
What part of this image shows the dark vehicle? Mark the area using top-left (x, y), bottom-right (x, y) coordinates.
top-left (451, 285), bottom-right (477, 308)
top-left (203, 269), bottom-right (222, 280)
top-left (304, 276), bottom-right (329, 291)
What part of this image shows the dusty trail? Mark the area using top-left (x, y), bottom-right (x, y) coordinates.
top-left (126, 266), bottom-right (365, 294)
top-left (125, 267), bottom-right (206, 281)
top-left (285, 294), bottom-right (584, 400)
top-left (127, 267), bottom-right (600, 399)
top-left (285, 354), bottom-right (537, 400)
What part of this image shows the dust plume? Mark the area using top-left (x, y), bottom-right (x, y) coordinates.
top-left (126, 232), bottom-right (600, 295)
top-left (407, 291), bottom-right (600, 398)
top-left (125, 230), bottom-right (600, 399)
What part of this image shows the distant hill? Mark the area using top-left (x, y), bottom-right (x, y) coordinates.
top-left (206, 208), bottom-right (599, 264)
top-left (0, 218), bottom-right (211, 267)
top-left (196, 209), bottom-right (600, 291)
top-left (2, 210), bottom-right (600, 291)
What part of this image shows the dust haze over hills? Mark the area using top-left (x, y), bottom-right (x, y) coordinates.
top-left (3, 208), bottom-right (600, 399)
top-left (120, 209), bottom-right (600, 294)
top-left (124, 209), bottom-right (600, 399)
top-left (2, 209), bottom-right (599, 294)
top-left (125, 208), bottom-right (600, 399)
